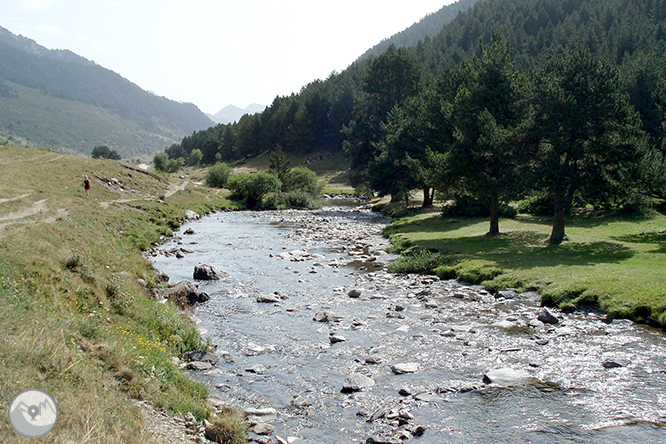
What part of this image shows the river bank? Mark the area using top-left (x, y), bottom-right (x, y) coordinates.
top-left (383, 207), bottom-right (666, 328)
top-left (152, 206), bottom-right (666, 443)
top-left (0, 146), bottom-right (246, 443)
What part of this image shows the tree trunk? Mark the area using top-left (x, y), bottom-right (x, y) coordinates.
top-left (565, 187), bottom-right (576, 216)
top-left (550, 191), bottom-right (567, 244)
top-left (487, 191), bottom-right (500, 236)
top-left (390, 193), bottom-right (399, 203)
top-left (422, 187), bottom-right (434, 208)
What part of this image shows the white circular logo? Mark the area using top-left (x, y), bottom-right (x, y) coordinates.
top-left (9, 389), bottom-right (58, 438)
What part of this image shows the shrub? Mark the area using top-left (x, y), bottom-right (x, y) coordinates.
top-left (205, 163), bottom-right (234, 188)
top-left (204, 415), bottom-right (248, 444)
top-left (517, 192), bottom-right (554, 216)
top-left (91, 145), bottom-right (121, 160)
top-left (227, 172), bottom-right (281, 207)
top-left (186, 149), bottom-right (203, 167)
top-left (283, 167), bottom-right (322, 195)
top-left (388, 249), bottom-right (444, 274)
top-left (153, 152), bottom-right (183, 173)
top-left (279, 191), bottom-right (321, 209)
top-left (454, 263), bottom-right (503, 285)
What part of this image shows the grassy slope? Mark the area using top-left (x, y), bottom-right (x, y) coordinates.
top-left (0, 146), bottom-right (244, 443)
top-left (0, 81), bottom-right (177, 159)
top-left (385, 209), bottom-right (666, 325)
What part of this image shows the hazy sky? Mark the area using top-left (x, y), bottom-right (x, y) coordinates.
top-left (2, 0), bottom-right (455, 115)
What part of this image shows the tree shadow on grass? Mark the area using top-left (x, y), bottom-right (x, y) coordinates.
top-left (407, 232), bottom-right (635, 270)
top-left (612, 231), bottom-right (666, 254)
top-left (384, 216), bottom-right (488, 236)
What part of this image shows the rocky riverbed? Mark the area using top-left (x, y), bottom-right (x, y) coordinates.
top-left (150, 206), bottom-right (666, 443)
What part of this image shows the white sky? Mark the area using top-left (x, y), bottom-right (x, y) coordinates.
top-left (2, 0), bottom-right (454, 115)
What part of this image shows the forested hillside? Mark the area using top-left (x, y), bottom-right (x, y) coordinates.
top-left (358, 0), bottom-right (480, 60)
top-left (161, 0), bottom-right (666, 244)
top-left (165, 0), bottom-right (666, 165)
top-left (0, 26), bottom-right (213, 157)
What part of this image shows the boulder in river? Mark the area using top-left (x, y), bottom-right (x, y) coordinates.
top-left (482, 368), bottom-right (540, 386)
top-left (159, 280), bottom-right (209, 307)
top-left (348, 289), bottom-right (362, 298)
top-left (257, 294), bottom-right (281, 304)
top-left (391, 363), bottom-right (420, 375)
top-left (365, 354), bottom-right (384, 365)
top-left (329, 333), bottom-right (347, 344)
top-left (182, 350), bottom-right (220, 364)
top-left (313, 311), bottom-right (344, 323)
top-left (366, 436), bottom-right (402, 444)
top-left (602, 359), bottom-right (629, 369)
top-left (537, 308), bottom-right (560, 325)
top-left (342, 373), bottom-right (375, 393)
top-left (187, 361), bottom-right (213, 371)
top-left (193, 264), bottom-right (228, 280)
top-left (154, 268), bottom-right (170, 283)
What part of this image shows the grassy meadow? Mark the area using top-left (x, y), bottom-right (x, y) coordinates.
top-left (385, 208), bottom-right (666, 325)
top-left (0, 146), bottom-right (244, 443)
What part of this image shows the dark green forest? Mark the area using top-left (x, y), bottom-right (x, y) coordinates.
top-left (163, 0), bottom-right (666, 242)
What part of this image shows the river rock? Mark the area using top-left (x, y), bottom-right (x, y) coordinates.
top-left (537, 308), bottom-right (560, 325)
top-left (184, 228), bottom-right (196, 235)
top-left (497, 289), bottom-right (520, 299)
top-left (482, 368), bottom-right (540, 386)
top-left (245, 407), bottom-right (277, 418)
top-left (246, 364), bottom-right (268, 374)
top-left (391, 363), bottom-right (419, 374)
top-left (187, 361), bottom-right (213, 371)
top-left (185, 210), bottom-right (200, 220)
top-left (414, 392), bottom-right (438, 402)
top-left (348, 289), bottom-right (362, 298)
top-left (342, 373), bottom-right (375, 393)
top-left (182, 350), bottom-right (220, 364)
top-left (366, 436), bottom-right (402, 444)
top-left (329, 333), bottom-right (347, 344)
top-left (398, 387), bottom-right (412, 396)
top-left (409, 425), bottom-right (427, 437)
top-left (154, 268), bottom-right (170, 283)
top-left (313, 311), bottom-right (343, 323)
top-left (603, 359), bottom-right (629, 369)
top-left (193, 264), bottom-right (228, 280)
top-left (253, 423), bottom-right (275, 435)
top-left (492, 320), bottom-right (517, 329)
top-left (159, 280), bottom-right (210, 307)
top-left (366, 354), bottom-right (384, 365)
top-left (257, 294), bottom-right (281, 304)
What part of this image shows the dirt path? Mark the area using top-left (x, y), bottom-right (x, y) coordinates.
top-left (165, 178), bottom-right (190, 198)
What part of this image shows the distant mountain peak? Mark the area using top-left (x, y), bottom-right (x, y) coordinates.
top-left (212, 104), bottom-right (266, 124)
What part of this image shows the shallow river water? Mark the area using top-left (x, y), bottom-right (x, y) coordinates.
top-left (151, 206), bottom-right (666, 444)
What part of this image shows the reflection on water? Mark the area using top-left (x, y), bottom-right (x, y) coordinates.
top-left (151, 207), bottom-right (666, 443)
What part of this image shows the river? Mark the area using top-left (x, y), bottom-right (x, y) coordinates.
top-left (150, 206), bottom-right (666, 444)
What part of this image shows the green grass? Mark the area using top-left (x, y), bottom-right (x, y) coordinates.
top-left (384, 209), bottom-right (666, 325)
top-left (0, 146), bottom-right (244, 442)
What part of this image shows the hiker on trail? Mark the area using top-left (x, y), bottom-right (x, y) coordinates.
top-left (83, 175), bottom-right (91, 198)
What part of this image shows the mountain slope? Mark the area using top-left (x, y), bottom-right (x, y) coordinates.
top-left (358, 0), bottom-right (480, 60)
top-left (0, 26), bottom-right (213, 157)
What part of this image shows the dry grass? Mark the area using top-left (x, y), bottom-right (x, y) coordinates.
top-left (0, 146), bottom-right (243, 443)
